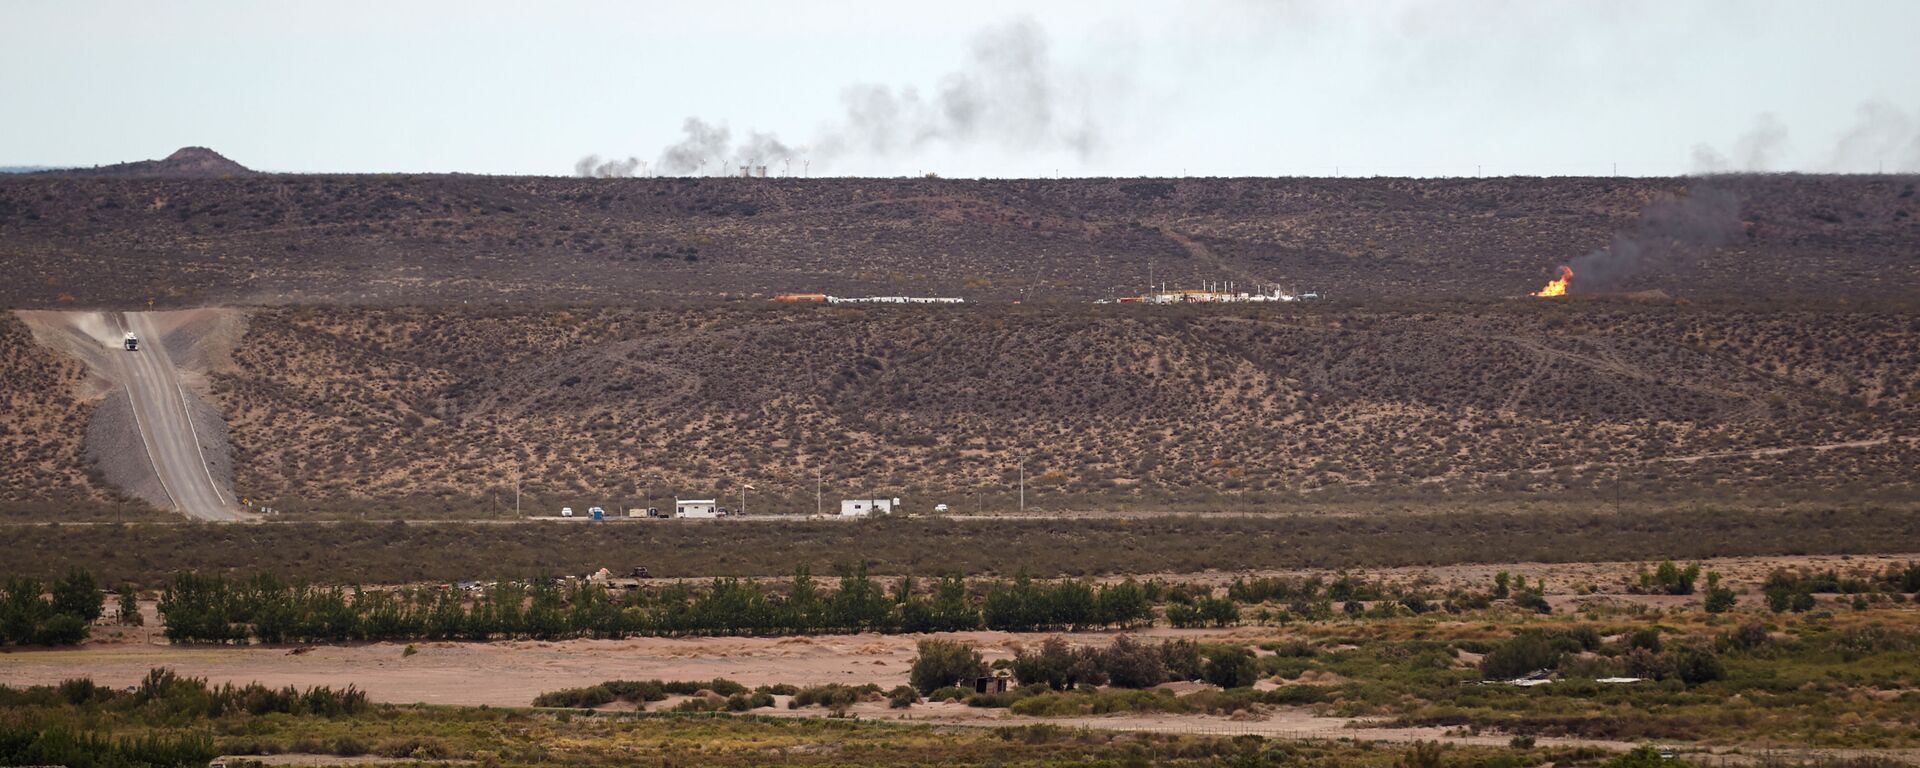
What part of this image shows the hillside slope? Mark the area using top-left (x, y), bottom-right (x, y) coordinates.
top-left (203, 304), bottom-right (1919, 516)
top-left (0, 314), bottom-right (152, 518)
top-left (0, 174), bottom-right (1914, 308)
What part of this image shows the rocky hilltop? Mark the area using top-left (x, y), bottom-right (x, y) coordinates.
top-left (40, 146), bottom-right (254, 178)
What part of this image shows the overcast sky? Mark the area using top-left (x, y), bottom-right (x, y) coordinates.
top-left (6, 0), bottom-right (1919, 177)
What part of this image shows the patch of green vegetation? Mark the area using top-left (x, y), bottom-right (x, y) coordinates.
top-left (872, 604), bottom-right (1920, 750)
top-left (9, 672), bottom-right (1576, 767)
top-left (1261, 611), bottom-right (1920, 748)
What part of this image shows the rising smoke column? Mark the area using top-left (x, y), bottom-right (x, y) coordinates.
top-left (1566, 187), bottom-right (1745, 292)
top-left (653, 119), bottom-right (733, 176)
top-left (1693, 103), bottom-right (1920, 175)
top-left (813, 17), bottom-right (1096, 162)
top-left (1827, 100), bottom-right (1920, 172)
top-left (1691, 114), bottom-right (1790, 174)
top-left (642, 16), bottom-right (1104, 176)
top-left (574, 155), bottom-right (643, 178)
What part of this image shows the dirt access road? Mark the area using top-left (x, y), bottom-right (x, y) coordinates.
top-left (114, 312), bottom-right (242, 520)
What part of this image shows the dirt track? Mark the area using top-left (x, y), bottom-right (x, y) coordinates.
top-left (110, 312), bottom-right (242, 520)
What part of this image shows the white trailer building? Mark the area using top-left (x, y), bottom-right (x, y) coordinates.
top-left (675, 499), bottom-right (720, 518)
top-left (839, 497), bottom-right (898, 517)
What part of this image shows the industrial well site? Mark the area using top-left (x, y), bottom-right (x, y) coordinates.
top-left (4, 4), bottom-right (1920, 768)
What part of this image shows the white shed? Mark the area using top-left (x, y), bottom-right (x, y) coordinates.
top-left (839, 497), bottom-right (898, 517)
top-left (675, 499), bottom-right (720, 518)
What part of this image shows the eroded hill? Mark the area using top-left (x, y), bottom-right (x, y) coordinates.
top-left (35, 146), bottom-right (255, 179)
top-left (0, 174), bottom-right (1914, 308)
top-left (193, 303), bottom-right (1919, 516)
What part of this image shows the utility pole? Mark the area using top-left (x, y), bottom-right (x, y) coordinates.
top-left (1019, 461), bottom-right (1025, 514)
top-left (514, 475), bottom-right (521, 518)
top-left (816, 474), bottom-right (823, 517)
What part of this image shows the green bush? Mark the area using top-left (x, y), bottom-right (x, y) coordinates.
top-left (927, 685), bottom-right (970, 702)
top-left (374, 736), bottom-right (450, 758)
top-left (1262, 685), bottom-right (1330, 705)
top-left (658, 678), bottom-right (746, 696)
top-left (1160, 638), bottom-right (1203, 681)
top-left (1703, 572), bottom-right (1737, 613)
top-left (965, 691), bottom-right (1021, 708)
top-left (1639, 561), bottom-right (1702, 595)
top-left (603, 679), bottom-right (667, 702)
top-left (0, 724), bottom-right (216, 768)
top-left (1480, 633), bottom-right (1562, 680)
top-left (1012, 637), bottom-right (1107, 690)
top-left (1626, 627), bottom-right (1663, 653)
top-left (1012, 688), bottom-right (1185, 717)
top-left (0, 574), bottom-right (93, 647)
top-left (1670, 645), bottom-right (1723, 685)
top-left (723, 692), bottom-right (773, 711)
top-left (535, 678), bottom-right (746, 707)
top-left (790, 683), bottom-right (880, 711)
top-left (910, 638), bottom-right (985, 694)
top-left (32, 614), bottom-right (89, 646)
top-left (1102, 634), bottom-right (1170, 688)
top-left (674, 696), bottom-right (725, 712)
top-left (1201, 645), bottom-right (1259, 689)
top-left (532, 685), bottom-right (613, 708)
top-left (50, 569), bottom-right (103, 622)
top-left (116, 587), bottom-right (142, 627)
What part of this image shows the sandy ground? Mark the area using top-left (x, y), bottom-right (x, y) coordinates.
top-left (0, 627), bottom-right (1242, 707)
top-left (0, 626), bottom-right (1658, 758)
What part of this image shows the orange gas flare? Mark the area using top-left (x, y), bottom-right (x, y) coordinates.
top-left (1533, 265), bottom-right (1573, 297)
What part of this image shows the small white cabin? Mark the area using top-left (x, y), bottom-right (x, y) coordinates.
top-left (839, 497), bottom-right (899, 517)
top-left (675, 499), bottom-right (720, 518)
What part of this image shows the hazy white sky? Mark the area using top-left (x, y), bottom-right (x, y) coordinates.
top-left (5, 0), bottom-right (1919, 177)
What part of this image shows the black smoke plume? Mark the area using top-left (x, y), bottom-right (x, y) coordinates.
top-left (574, 155), bottom-right (642, 178)
top-left (1567, 188), bottom-right (1744, 292)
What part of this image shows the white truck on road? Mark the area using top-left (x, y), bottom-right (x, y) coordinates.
top-left (123, 332), bottom-right (139, 351)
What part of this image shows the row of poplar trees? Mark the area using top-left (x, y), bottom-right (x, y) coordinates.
top-left (157, 567), bottom-right (1157, 644)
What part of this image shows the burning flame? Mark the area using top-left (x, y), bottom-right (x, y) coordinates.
top-left (1533, 265), bottom-right (1573, 297)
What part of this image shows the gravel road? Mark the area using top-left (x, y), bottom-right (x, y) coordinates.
top-left (109, 311), bottom-right (245, 521)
